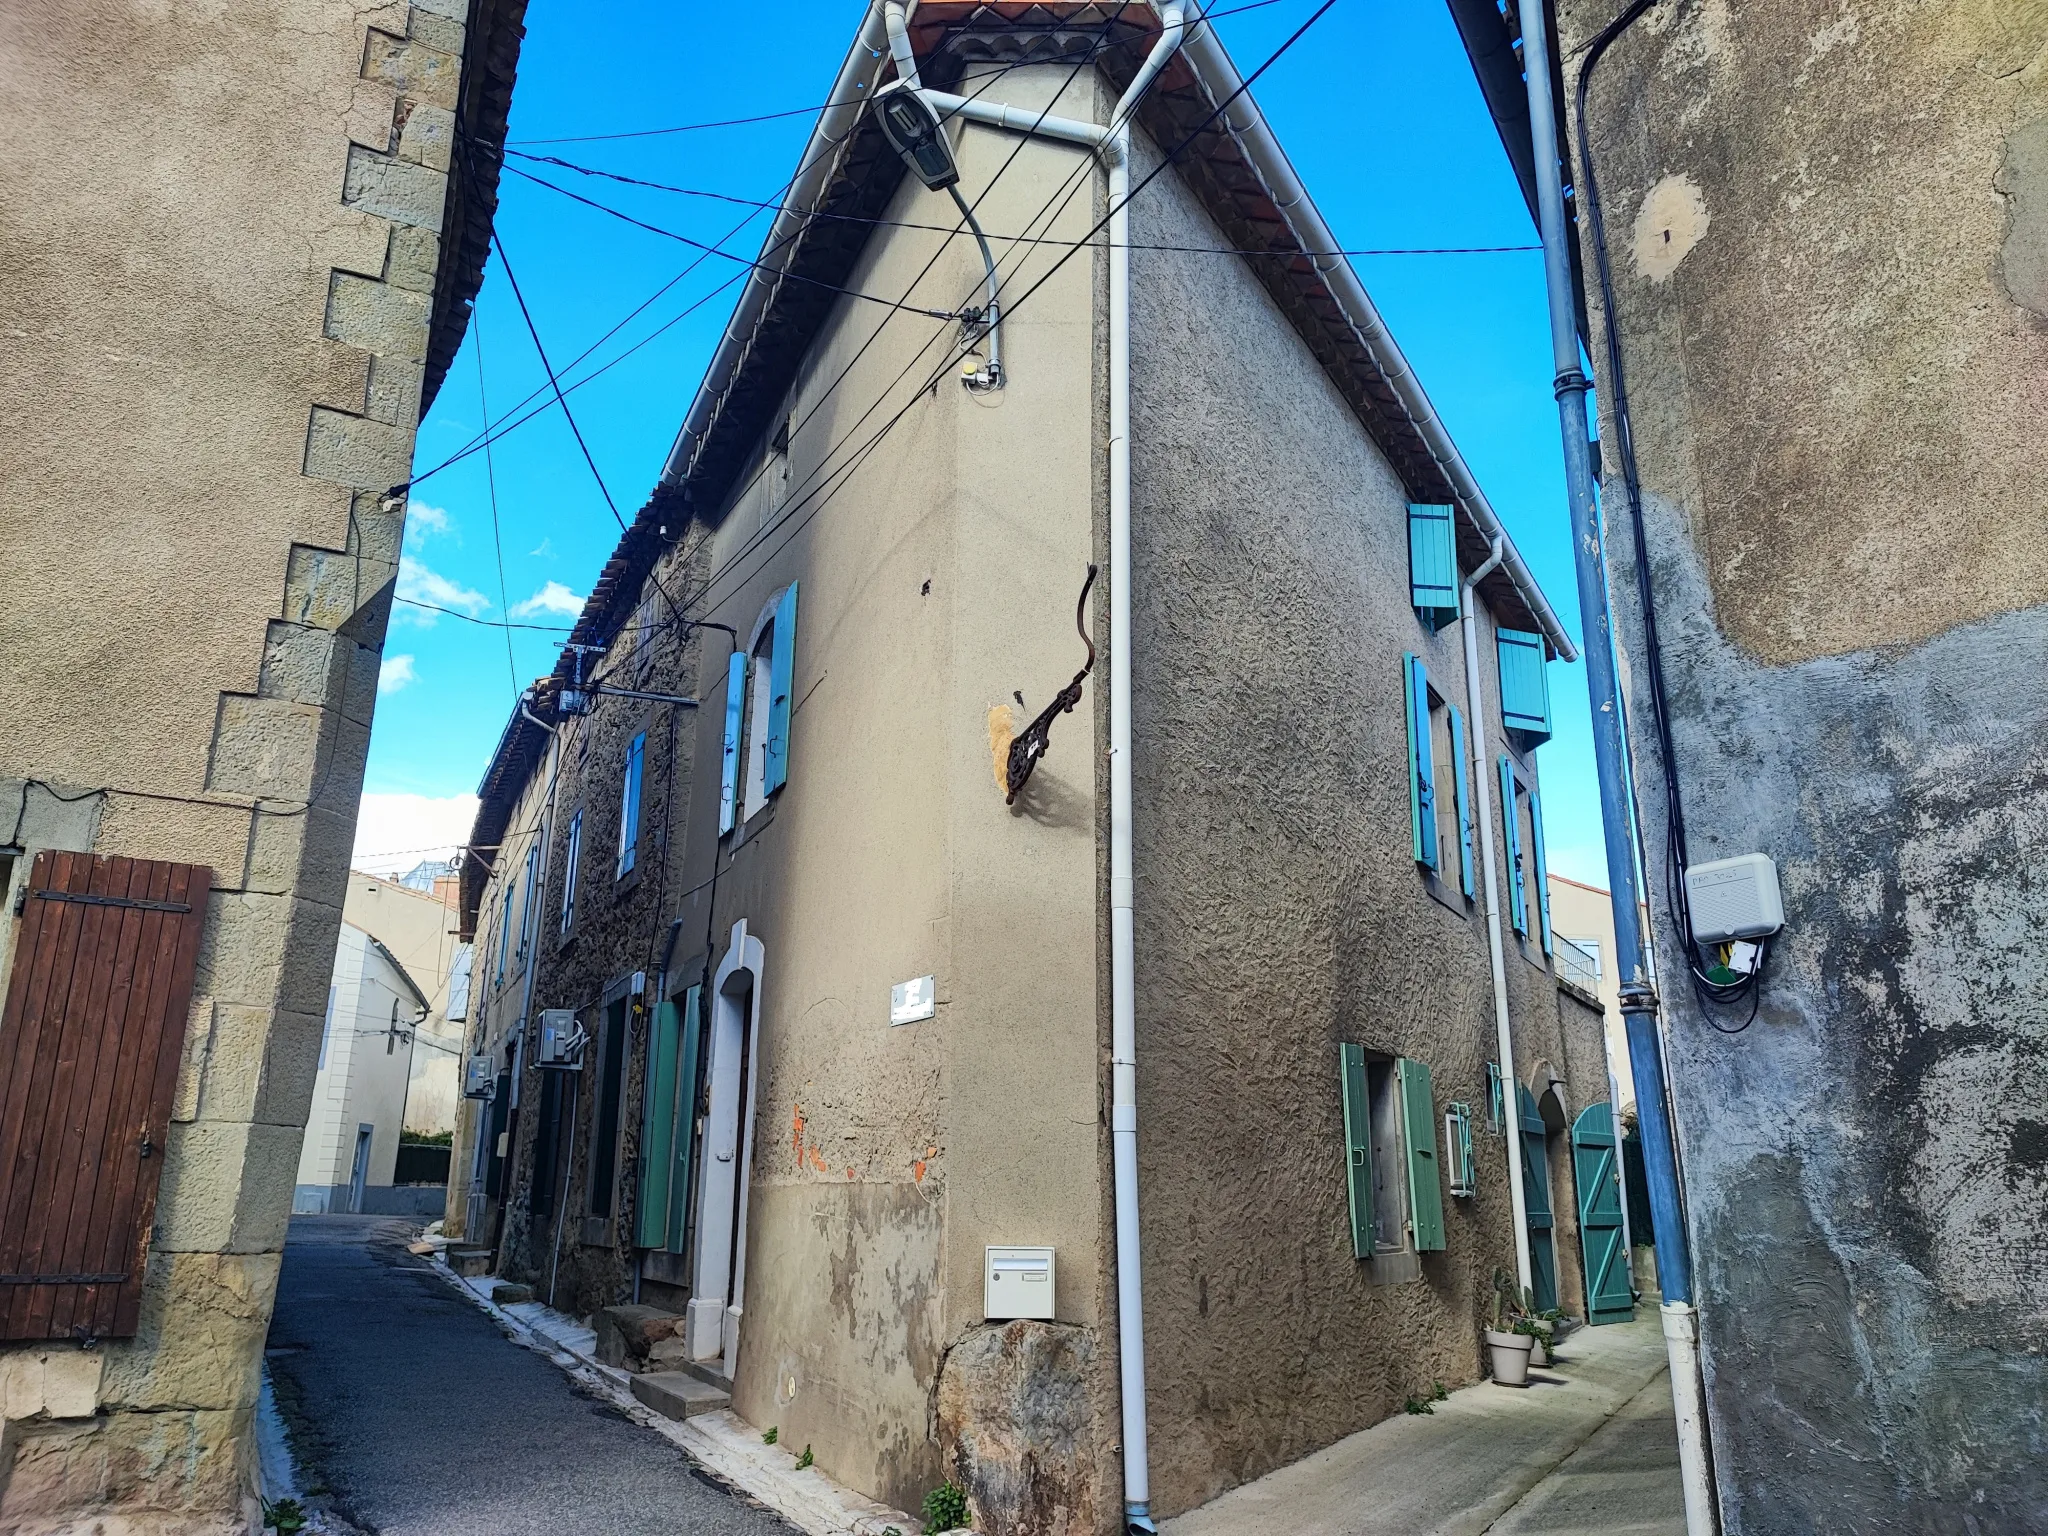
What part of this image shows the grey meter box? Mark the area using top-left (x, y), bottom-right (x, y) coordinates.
top-left (985, 1247), bottom-right (1055, 1321)
top-left (1684, 853), bottom-right (1785, 944)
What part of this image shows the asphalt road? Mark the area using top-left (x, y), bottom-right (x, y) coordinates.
top-left (266, 1215), bottom-right (796, 1536)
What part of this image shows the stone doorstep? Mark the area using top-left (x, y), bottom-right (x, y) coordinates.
top-left (629, 1371), bottom-right (732, 1421)
top-left (448, 1247), bottom-right (493, 1277)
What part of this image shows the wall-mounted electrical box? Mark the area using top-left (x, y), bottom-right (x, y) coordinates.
top-left (1685, 853), bottom-right (1785, 945)
top-left (536, 1008), bottom-right (586, 1068)
top-left (463, 1055), bottom-right (496, 1099)
top-left (985, 1246), bottom-right (1055, 1321)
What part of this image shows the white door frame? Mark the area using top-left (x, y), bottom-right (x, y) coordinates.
top-left (686, 919), bottom-right (765, 1369)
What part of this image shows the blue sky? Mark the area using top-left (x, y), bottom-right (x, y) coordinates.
top-left (358, 0), bottom-right (1612, 890)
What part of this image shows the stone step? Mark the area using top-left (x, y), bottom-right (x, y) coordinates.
top-left (630, 1371), bottom-right (732, 1421)
top-left (448, 1248), bottom-right (493, 1278)
top-left (669, 1356), bottom-right (733, 1390)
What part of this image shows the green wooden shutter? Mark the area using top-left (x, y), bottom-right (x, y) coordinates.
top-left (635, 1000), bottom-right (681, 1249)
top-left (1521, 1085), bottom-right (1558, 1312)
top-left (1449, 705), bottom-right (1474, 899)
top-left (1408, 503), bottom-right (1458, 625)
top-left (1500, 755), bottom-right (1527, 935)
top-left (1403, 654), bottom-right (1436, 870)
top-left (718, 651), bottom-right (745, 834)
top-left (1397, 1058), bottom-right (1446, 1252)
top-left (1530, 789), bottom-right (1553, 955)
top-left (763, 581), bottom-right (799, 796)
top-left (665, 985), bottom-right (705, 1254)
top-left (1497, 627), bottom-right (1553, 743)
top-left (1572, 1103), bottom-right (1634, 1325)
top-left (1338, 1044), bottom-right (1374, 1259)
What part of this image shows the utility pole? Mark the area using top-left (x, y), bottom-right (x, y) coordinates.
top-left (1513, 3), bottom-right (1719, 1532)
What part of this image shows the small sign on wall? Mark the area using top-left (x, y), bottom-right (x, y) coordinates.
top-left (890, 975), bottom-right (936, 1025)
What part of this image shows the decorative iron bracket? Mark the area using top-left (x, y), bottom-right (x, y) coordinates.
top-left (1005, 565), bottom-right (1098, 804)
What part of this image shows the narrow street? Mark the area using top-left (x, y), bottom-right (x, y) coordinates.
top-left (265, 1217), bottom-right (795, 1536)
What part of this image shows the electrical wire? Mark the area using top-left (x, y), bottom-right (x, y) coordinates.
top-left (473, 309), bottom-right (521, 697)
top-left (1574, 0), bottom-right (1767, 1023)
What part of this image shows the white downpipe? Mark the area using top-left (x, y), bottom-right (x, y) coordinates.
top-left (881, 5), bottom-right (1184, 1528)
top-left (1460, 542), bottom-right (1534, 1301)
top-left (1663, 1302), bottom-right (1718, 1534)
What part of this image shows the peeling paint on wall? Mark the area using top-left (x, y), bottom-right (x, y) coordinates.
top-left (1996, 117), bottom-right (2048, 319)
top-left (1632, 174), bottom-right (1711, 282)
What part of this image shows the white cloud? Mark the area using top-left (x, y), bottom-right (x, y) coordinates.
top-left (352, 792), bottom-right (482, 878)
top-left (510, 580), bottom-right (586, 620)
top-left (407, 502), bottom-right (453, 541)
top-left (377, 654), bottom-right (416, 695)
top-left (530, 537), bottom-right (554, 559)
top-left (395, 555), bottom-right (490, 626)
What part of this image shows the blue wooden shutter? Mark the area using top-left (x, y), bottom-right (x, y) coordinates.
top-left (718, 651), bottom-right (745, 834)
top-left (1408, 503), bottom-right (1458, 624)
top-left (1497, 628), bottom-right (1553, 743)
top-left (1403, 654), bottom-right (1436, 870)
top-left (618, 732), bottom-right (645, 876)
top-left (1530, 789), bottom-right (1554, 955)
top-left (636, 999), bottom-right (681, 1249)
top-left (1338, 1044), bottom-right (1373, 1259)
top-left (763, 581), bottom-right (799, 796)
top-left (1449, 705), bottom-right (1474, 898)
top-left (1572, 1102), bottom-right (1634, 1324)
top-left (665, 985), bottom-right (704, 1253)
top-left (1397, 1058), bottom-right (1446, 1251)
top-left (1500, 755), bottom-right (1527, 935)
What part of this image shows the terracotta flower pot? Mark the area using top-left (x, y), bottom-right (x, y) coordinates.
top-left (1486, 1328), bottom-right (1534, 1386)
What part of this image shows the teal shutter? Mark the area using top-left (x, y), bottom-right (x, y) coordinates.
top-left (666, 985), bottom-right (705, 1253)
top-left (1500, 755), bottom-right (1527, 936)
top-left (1572, 1102), bottom-right (1634, 1324)
top-left (635, 999), bottom-right (681, 1249)
top-left (1403, 654), bottom-right (1436, 870)
top-left (1521, 1086), bottom-right (1558, 1312)
top-left (1338, 1044), bottom-right (1374, 1259)
top-left (1529, 789), bottom-right (1553, 955)
top-left (1449, 705), bottom-right (1473, 899)
top-left (763, 581), bottom-right (799, 796)
top-left (718, 651), bottom-right (745, 834)
top-left (1397, 1058), bottom-right (1446, 1252)
top-left (1407, 503), bottom-right (1458, 625)
top-left (1497, 628), bottom-right (1553, 743)
top-left (1452, 1102), bottom-right (1476, 1196)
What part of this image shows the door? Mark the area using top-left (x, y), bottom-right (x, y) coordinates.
top-left (348, 1125), bottom-right (373, 1213)
top-left (1519, 1086), bottom-right (1558, 1312)
top-left (1573, 1102), bottom-right (1634, 1324)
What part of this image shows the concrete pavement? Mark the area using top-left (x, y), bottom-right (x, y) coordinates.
top-left (1161, 1314), bottom-right (1683, 1536)
top-left (266, 1215), bottom-right (796, 1536)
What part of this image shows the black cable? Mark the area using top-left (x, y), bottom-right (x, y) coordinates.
top-left (1575, 0), bottom-right (1765, 1019)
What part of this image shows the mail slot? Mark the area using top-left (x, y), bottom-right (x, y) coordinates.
top-left (985, 1246), bottom-right (1055, 1321)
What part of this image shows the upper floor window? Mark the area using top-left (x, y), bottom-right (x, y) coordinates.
top-left (618, 733), bottom-right (646, 879)
top-left (495, 877), bottom-right (516, 984)
top-left (720, 582), bottom-right (800, 834)
top-left (1402, 653), bottom-right (1473, 898)
top-left (1498, 754), bottom-right (1554, 955)
top-left (516, 842), bottom-right (541, 962)
top-left (1497, 627), bottom-right (1553, 746)
top-left (560, 808), bottom-right (583, 934)
top-left (1407, 503), bottom-right (1459, 632)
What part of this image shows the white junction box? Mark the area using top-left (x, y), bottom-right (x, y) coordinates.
top-left (1685, 853), bottom-right (1785, 944)
top-left (985, 1246), bottom-right (1055, 1321)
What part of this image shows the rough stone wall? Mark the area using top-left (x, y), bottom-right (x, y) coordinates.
top-left (1125, 125), bottom-right (1605, 1519)
top-left (1558, 0), bottom-right (2048, 1528)
top-left (0, 2), bottom-right (490, 1528)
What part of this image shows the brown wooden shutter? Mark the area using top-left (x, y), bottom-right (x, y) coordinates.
top-left (0, 851), bottom-right (211, 1342)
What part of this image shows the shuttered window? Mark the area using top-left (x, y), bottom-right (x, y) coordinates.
top-left (1402, 654), bottom-right (1436, 870)
top-left (1445, 1101), bottom-right (1477, 1197)
top-left (1338, 1043), bottom-right (1373, 1260)
top-left (763, 581), bottom-right (799, 797)
top-left (1500, 755), bottom-right (1528, 936)
top-left (1449, 705), bottom-right (1474, 899)
top-left (1497, 627), bottom-right (1553, 744)
top-left (1529, 789), bottom-right (1554, 955)
top-left (637, 985), bottom-right (703, 1253)
top-left (0, 852), bottom-right (210, 1341)
top-left (559, 810), bottom-right (582, 935)
top-left (618, 731), bottom-right (646, 878)
top-left (1397, 1058), bottom-right (1446, 1252)
top-left (1407, 503), bottom-right (1458, 627)
top-left (718, 652), bottom-right (745, 835)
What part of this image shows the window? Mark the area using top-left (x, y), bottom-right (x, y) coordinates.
top-left (1445, 1102), bottom-right (1476, 1197)
top-left (722, 583), bottom-right (799, 832)
top-left (1485, 1061), bottom-right (1505, 1133)
top-left (1407, 502), bottom-right (1459, 630)
top-left (588, 994), bottom-right (630, 1221)
top-left (1498, 756), bottom-right (1554, 953)
top-left (1338, 1047), bottom-right (1447, 1258)
top-left (560, 809), bottom-right (583, 935)
top-left (618, 732), bottom-right (646, 878)
top-left (1404, 654), bottom-right (1473, 895)
top-left (1497, 627), bottom-right (1553, 744)
top-left (516, 842), bottom-right (540, 962)
top-left (495, 877), bottom-right (516, 984)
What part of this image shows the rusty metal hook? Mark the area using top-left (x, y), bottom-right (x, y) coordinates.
top-left (1005, 565), bottom-right (1098, 803)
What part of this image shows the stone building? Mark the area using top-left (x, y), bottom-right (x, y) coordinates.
top-left (1460, 0), bottom-right (2048, 1528)
top-left (0, 1), bottom-right (523, 1529)
top-left (452, 4), bottom-right (1616, 1529)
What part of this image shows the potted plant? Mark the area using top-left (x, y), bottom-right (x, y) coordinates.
top-left (1515, 1314), bottom-right (1551, 1368)
top-left (1485, 1271), bottom-right (1535, 1387)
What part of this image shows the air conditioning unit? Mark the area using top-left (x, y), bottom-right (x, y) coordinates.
top-left (535, 1009), bottom-right (587, 1069)
top-left (463, 1055), bottom-right (496, 1099)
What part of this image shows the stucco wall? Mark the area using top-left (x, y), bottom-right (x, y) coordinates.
top-left (1123, 126), bottom-right (1609, 1518)
top-left (1560, 0), bottom-right (2048, 1528)
top-left (0, 1), bottom-right (491, 1525)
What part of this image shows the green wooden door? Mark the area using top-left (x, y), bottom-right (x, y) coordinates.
top-left (1519, 1086), bottom-right (1558, 1312)
top-left (1572, 1102), bottom-right (1634, 1325)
